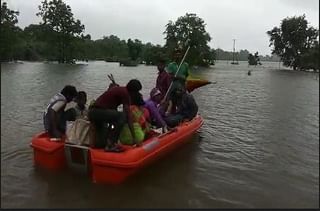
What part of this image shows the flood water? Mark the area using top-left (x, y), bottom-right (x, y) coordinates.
top-left (1, 61), bottom-right (319, 208)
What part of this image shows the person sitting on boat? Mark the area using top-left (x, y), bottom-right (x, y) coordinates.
top-left (144, 87), bottom-right (168, 133)
top-left (88, 79), bottom-right (142, 152)
top-left (156, 59), bottom-right (171, 100)
top-left (43, 85), bottom-right (78, 140)
top-left (74, 91), bottom-right (88, 120)
top-left (119, 92), bottom-right (151, 145)
top-left (166, 48), bottom-right (189, 99)
top-left (164, 84), bottom-right (198, 128)
top-left (66, 91), bottom-right (96, 146)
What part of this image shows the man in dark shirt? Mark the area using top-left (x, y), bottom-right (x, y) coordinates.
top-left (164, 85), bottom-right (198, 128)
top-left (156, 59), bottom-right (171, 100)
top-left (89, 79), bottom-right (142, 152)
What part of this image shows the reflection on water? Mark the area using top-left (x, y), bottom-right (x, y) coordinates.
top-left (1, 61), bottom-right (319, 208)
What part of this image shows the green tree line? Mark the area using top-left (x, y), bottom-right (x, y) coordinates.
top-left (1, 1), bottom-right (318, 70)
top-left (214, 48), bottom-right (280, 62)
top-left (1, 1), bottom-right (216, 66)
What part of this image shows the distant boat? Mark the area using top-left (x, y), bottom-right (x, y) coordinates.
top-left (231, 39), bottom-right (239, 65)
top-left (119, 59), bottom-right (139, 67)
top-left (105, 57), bottom-right (120, 62)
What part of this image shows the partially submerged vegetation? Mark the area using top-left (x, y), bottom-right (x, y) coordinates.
top-left (267, 15), bottom-right (319, 71)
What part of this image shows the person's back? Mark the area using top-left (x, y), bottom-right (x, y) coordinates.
top-left (177, 92), bottom-right (198, 120)
top-left (43, 85), bottom-right (78, 139)
top-left (43, 93), bottom-right (67, 131)
top-left (88, 79), bottom-right (143, 151)
top-left (94, 86), bottom-right (129, 110)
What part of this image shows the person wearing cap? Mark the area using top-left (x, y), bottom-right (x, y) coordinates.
top-left (88, 79), bottom-right (142, 152)
top-left (144, 88), bottom-right (169, 133)
top-left (166, 48), bottom-right (189, 99)
top-left (43, 85), bottom-right (78, 139)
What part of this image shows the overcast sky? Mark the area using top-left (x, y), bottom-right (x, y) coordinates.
top-left (6, 0), bottom-right (319, 55)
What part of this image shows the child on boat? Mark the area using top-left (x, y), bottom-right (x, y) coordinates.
top-left (65, 91), bottom-right (94, 146)
top-left (144, 87), bottom-right (168, 133)
top-left (74, 91), bottom-right (88, 119)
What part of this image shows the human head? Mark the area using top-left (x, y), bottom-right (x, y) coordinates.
top-left (150, 87), bottom-right (162, 104)
top-left (172, 84), bottom-right (185, 99)
top-left (76, 91), bottom-right (87, 107)
top-left (61, 85), bottom-right (78, 102)
top-left (126, 79), bottom-right (142, 93)
top-left (173, 48), bottom-right (183, 62)
top-left (157, 59), bottom-right (166, 72)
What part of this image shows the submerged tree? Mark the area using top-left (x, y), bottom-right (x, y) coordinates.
top-left (248, 52), bottom-right (261, 66)
top-left (164, 13), bottom-right (213, 66)
top-left (37, 0), bottom-right (84, 63)
top-left (267, 14), bottom-right (319, 70)
top-left (127, 39), bottom-right (143, 61)
top-left (141, 43), bottom-right (166, 65)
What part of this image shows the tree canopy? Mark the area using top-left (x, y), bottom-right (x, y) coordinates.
top-left (164, 13), bottom-right (213, 66)
top-left (267, 15), bottom-right (319, 71)
top-left (0, 2), bottom-right (21, 61)
top-left (37, 0), bottom-right (85, 63)
top-left (2, 1), bottom-right (294, 67)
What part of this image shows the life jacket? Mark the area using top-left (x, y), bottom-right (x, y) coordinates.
top-left (43, 93), bottom-right (67, 131)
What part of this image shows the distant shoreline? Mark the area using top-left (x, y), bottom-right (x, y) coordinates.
top-left (2, 60), bottom-right (318, 73)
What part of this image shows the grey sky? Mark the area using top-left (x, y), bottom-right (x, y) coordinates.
top-left (6, 0), bottom-right (319, 55)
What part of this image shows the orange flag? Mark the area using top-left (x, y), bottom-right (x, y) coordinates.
top-left (186, 77), bottom-right (212, 92)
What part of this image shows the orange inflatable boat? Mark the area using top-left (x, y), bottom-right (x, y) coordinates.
top-left (30, 133), bottom-right (67, 170)
top-left (30, 115), bottom-right (204, 184)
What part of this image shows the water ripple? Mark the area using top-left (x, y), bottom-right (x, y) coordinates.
top-left (1, 61), bottom-right (319, 208)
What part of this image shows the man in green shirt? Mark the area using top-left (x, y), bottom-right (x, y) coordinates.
top-left (166, 48), bottom-right (189, 99)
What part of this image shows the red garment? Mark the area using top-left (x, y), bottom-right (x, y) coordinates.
top-left (94, 86), bottom-right (130, 109)
top-left (156, 70), bottom-right (171, 97)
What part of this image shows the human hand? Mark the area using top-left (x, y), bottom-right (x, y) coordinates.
top-left (160, 99), bottom-right (167, 106)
